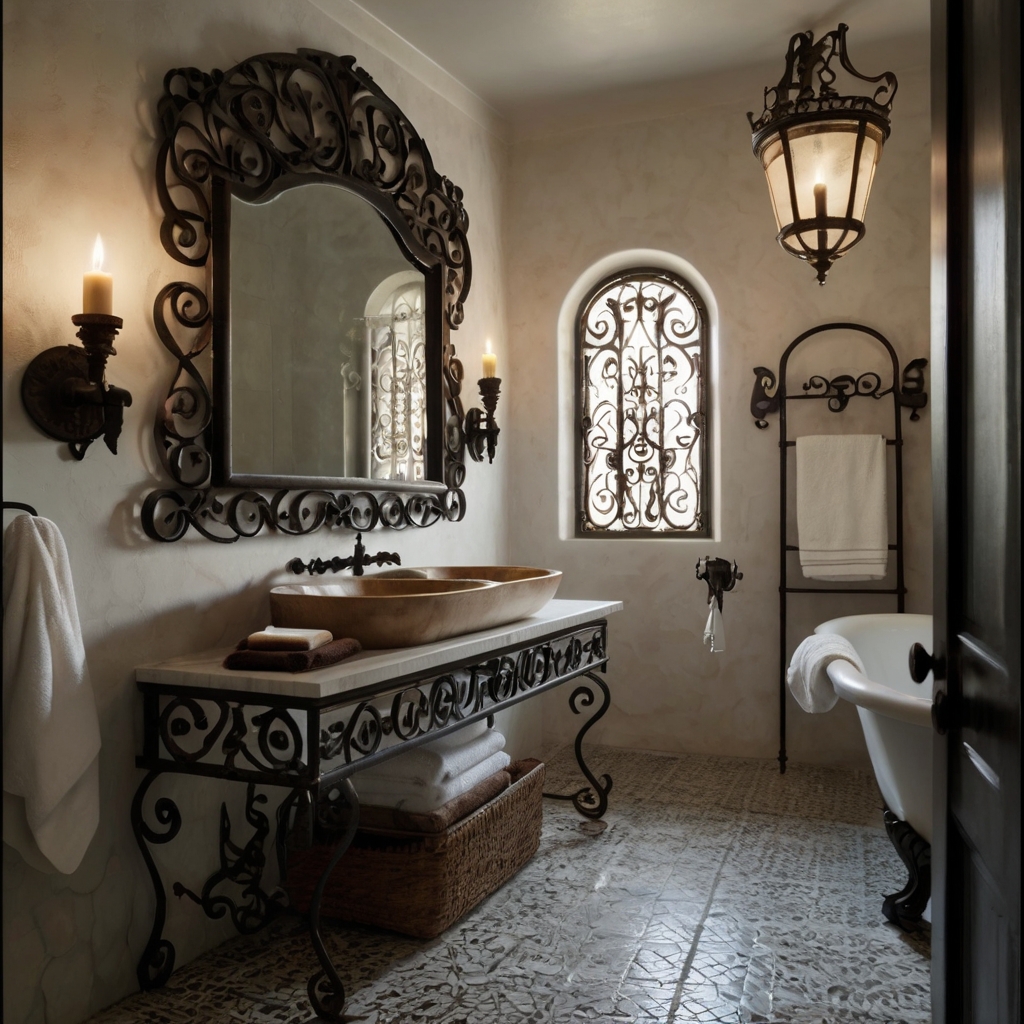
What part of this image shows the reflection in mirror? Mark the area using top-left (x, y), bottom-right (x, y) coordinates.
top-left (228, 183), bottom-right (426, 481)
top-left (365, 272), bottom-right (426, 482)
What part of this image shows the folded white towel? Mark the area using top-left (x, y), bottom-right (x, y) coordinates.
top-left (413, 718), bottom-right (489, 753)
top-left (352, 749), bottom-right (511, 813)
top-left (354, 727), bottom-right (506, 788)
top-left (2, 516), bottom-right (101, 874)
top-left (703, 601), bottom-right (724, 653)
top-left (796, 434), bottom-right (888, 581)
top-left (787, 633), bottom-right (865, 713)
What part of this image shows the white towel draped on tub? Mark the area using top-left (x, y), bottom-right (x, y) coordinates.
top-left (796, 434), bottom-right (888, 580)
top-left (3, 516), bottom-right (101, 874)
top-left (787, 633), bottom-right (865, 714)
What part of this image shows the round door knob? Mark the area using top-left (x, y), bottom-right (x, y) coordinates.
top-left (908, 642), bottom-right (936, 683)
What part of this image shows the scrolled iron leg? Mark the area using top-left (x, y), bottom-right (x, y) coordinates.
top-left (131, 770), bottom-right (181, 989)
top-left (881, 808), bottom-right (931, 930)
top-left (306, 779), bottom-right (360, 1022)
top-left (543, 670), bottom-right (613, 820)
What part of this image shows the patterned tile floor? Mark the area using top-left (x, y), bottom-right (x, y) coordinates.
top-left (89, 748), bottom-right (931, 1023)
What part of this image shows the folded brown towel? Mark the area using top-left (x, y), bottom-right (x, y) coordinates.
top-left (223, 636), bottom-right (362, 673)
top-left (358, 768), bottom-right (512, 834)
top-left (508, 757), bottom-right (542, 785)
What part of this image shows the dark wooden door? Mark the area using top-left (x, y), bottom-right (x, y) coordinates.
top-left (931, 0), bottom-right (1020, 1021)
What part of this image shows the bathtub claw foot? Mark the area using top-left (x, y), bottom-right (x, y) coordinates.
top-left (882, 809), bottom-right (931, 930)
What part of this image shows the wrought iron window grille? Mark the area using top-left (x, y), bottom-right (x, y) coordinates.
top-left (575, 268), bottom-right (709, 537)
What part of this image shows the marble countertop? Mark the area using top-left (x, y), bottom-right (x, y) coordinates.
top-left (135, 598), bottom-right (623, 700)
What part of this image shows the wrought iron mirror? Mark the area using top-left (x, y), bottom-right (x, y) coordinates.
top-left (142, 50), bottom-right (472, 542)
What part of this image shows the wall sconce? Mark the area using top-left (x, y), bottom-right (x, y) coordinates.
top-left (21, 236), bottom-right (133, 459)
top-left (747, 24), bottom-right (898, 285)
top-left (464, 340), bottom-right (501, 463)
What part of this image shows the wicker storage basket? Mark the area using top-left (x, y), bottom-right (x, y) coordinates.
top-left (286, 761), bottom-right (545, 939)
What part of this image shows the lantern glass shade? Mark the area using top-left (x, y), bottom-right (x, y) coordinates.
top-left (758, 119), bottom-right (885, 265)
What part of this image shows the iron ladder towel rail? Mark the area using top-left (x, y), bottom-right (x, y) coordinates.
top-left (750, 322), bottom-right (927, 773)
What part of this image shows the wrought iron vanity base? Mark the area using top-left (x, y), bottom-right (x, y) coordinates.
top-left (541, 672), bottom-right (613, 819)
top-left (132, 620), bottom-right (614, 1021)
top-left (881, 808), bottom-right (931, 930)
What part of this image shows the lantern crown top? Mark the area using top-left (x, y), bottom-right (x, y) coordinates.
top-left (747, 23), bottom-right (898, 139)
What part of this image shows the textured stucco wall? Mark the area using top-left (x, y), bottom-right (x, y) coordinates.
top-left (1, 2), bottom-right (511, 1021)
top-left (505, 35), bottom-right (933, 768)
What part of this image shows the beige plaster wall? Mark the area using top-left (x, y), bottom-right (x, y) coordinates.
top-left (2, 2), bottom-right (512, 1022)
top-left (506, 35), bottom-right (934, 767)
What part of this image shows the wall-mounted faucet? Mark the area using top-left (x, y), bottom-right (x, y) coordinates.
top-left (287, 533), bottom-right (401, 577)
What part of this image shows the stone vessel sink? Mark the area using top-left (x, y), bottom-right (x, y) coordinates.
top-left (270, 567), bottom-right (562, 649)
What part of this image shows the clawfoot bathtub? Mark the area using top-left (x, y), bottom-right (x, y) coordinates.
top-left (815, 613), bottom-right (933, 929)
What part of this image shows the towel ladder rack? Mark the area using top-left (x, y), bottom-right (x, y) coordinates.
top-left (749, 322), bottom-right (928, 773)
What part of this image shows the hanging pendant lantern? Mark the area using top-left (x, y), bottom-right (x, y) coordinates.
top-left (748, 24), bottom-right (898, 284)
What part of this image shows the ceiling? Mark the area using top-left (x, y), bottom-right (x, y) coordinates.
top-left (346, 0), bottom-right (929, 115)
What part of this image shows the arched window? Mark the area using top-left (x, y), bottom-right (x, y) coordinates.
top-left (576, 267), bottom-right (709, 535)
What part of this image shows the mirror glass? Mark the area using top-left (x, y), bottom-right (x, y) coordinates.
top-left (228, 183), bottom-right (427, 482)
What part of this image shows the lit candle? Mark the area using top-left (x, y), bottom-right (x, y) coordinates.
top-left (83, 235), bottom-right (113, 314)
top-left (813, 181), bottom-right (827, 220)
top-left (482, 339), bottom-right (497, 379)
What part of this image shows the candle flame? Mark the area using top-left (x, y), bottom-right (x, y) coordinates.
top-left (485, 338), bottom-right (493, 354)
top-left (92, 234), bottom-right (105, 272)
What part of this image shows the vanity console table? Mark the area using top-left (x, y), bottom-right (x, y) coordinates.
top-left (132, 598), bottom-right (622, 1021)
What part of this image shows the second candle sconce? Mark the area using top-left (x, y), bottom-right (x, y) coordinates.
top-left (464, 339), bottom-right (502, 464)
top-left (21, 236), bottom-right (133, 459)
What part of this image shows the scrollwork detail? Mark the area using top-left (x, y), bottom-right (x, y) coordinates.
top-left (140, 486), bottom-right (461, 542)
top-left (802, 371), bottom-right (888, 412)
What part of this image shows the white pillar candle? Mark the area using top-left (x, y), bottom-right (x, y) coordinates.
top-left (482, 339), bottom-right (497, 378)
top-left (83, 235), bottom-right (113, 314)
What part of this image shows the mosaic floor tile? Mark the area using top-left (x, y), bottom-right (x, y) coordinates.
top-left (87, 748), bottom-right (930, 1024)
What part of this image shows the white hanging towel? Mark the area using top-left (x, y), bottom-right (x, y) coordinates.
top-left (703, 601), bottom-right (724, 653)
top-left (3, 516), bottom-right (101, 874)
top-left (787, 633), bottom-right (865, 713)
top-left (796, 434), bottom-right (888, 580)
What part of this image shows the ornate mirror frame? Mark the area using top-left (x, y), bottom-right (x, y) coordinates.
top-left (141, 50), bottom-right (472, 542)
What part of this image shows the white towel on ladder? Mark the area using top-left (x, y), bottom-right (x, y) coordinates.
top-left (796, 434), bottom-right (889, 580)
top-left (2, 516), bottom-right (101, 874)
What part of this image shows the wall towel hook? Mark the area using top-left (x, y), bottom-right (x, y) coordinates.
top-left (3, 501), bottom-right (39, 516)
top-left (696, 557), bottom-right (743, 611)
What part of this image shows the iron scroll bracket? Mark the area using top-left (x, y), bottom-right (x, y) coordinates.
top-left (695, 557), bottom-right (743, 612)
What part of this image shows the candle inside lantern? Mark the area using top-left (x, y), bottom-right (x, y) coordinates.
top-left (83, 235), bottom-right (113, 315)
top-left (482, 339), bottom-right (497, 378)
top-left (813, 181), bottom-right (828, 220)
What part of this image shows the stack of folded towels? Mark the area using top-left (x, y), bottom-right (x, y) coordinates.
top-left (223, 626), bottom-right (361, 672)
top-left (352, 720), bottom-right (512, 828)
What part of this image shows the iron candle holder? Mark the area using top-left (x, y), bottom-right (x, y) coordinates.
top-left (465, 376), bottom-right (501, 464)
top-left (21, 312), bottom-right (133, 460)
